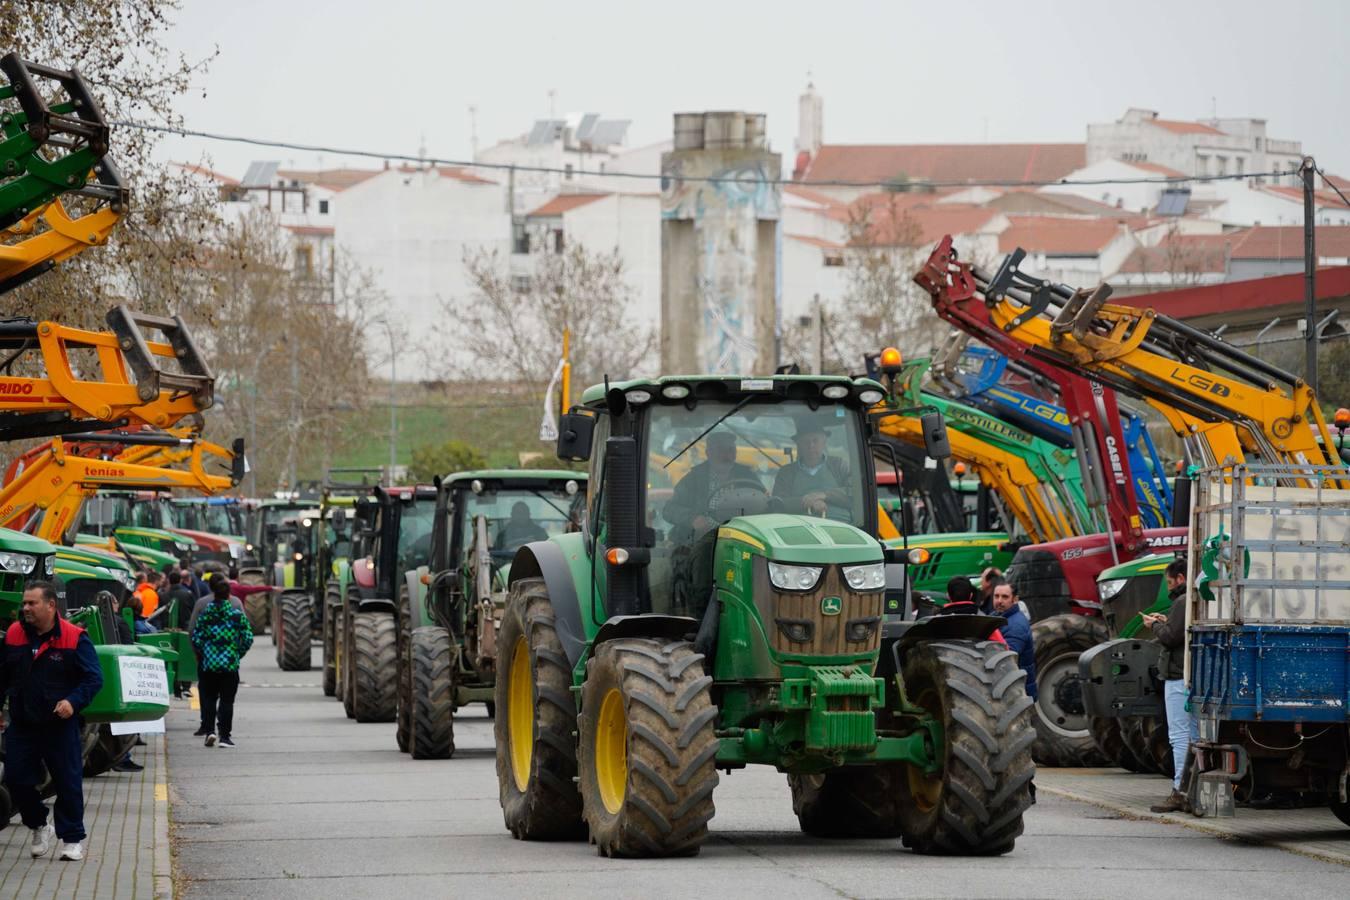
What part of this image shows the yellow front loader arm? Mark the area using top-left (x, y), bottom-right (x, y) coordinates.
top-left (0, 307), bottom-right (214, 441)
top-left (974, 249), bottom-right (1342, 477)
top-left (0, 194), bottom-right (122, 290)
top-left (0, 435), bottom-right (241, 544)
top-left (877, 413), bottom-right (1076, 544)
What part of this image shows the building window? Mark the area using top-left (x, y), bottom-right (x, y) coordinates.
top-left (823, 251), bottom-right (844, 267)
top-left (294, 245), bottom-right (314, 279)
top-left (1215, 156), bottom-right (1227, 176)
top-left (1235, 157), bottom-right (1244, 176)
top-left (511, 275), bottom-right (531, 292)
top-left (564, 163), bottom-right (574, 181)
top-left (1254, 137), bottom-right (1262, 151)
top-left (512, 221), bottom-right (529, 254)
top-left (552, 228), bottom-right (564, 253)
top-left (318, 199), bottom-right (330, 214)
top-left (1195, 155), bottom-right (1208, 176)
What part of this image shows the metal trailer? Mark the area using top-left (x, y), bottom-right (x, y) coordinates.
top-left (1182, 463), bottom-right (1350, 821)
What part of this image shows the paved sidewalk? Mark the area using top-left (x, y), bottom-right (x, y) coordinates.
top-left (1037, 767), bottom-right (1350, 865)
top-left (0, 729), bottom-right (172, 899)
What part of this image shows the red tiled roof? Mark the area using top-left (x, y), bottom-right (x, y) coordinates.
top-left (1137, 265), bottom-right (1350, 318)
top-left (999, 216), bottom-right (1125, 255)
top-left (783, 185), bottom-right (847, 207)
top-left (800, 143), bottom-right (1086, 187)
top-left (283, 225), bottom-right (335, 237)
top-left (852, 203), bottom-right (1001, 246)
top-left (174, 162), bottom-right (239, 185)
top-left (990, 190), bottom-right (1143, 219)
top-left (389, 165), bottom-right (496, 186)
top-left (276, 167), bottom-right (380, 190)
top-left (1147, 119), bottom-right (1225, 136)
top-left (1261, 185), bottom-right (1350, 209)
top-left (1118, 233), bottom-right (1232, 274)
top-left (527, 193), bottom-right (610, 217)
top-left (1325, 173), bottom-right (1350, 191)
top-left (1229, 226), bottom-right (1350, 260)
top-left (785, 233), bottom-right (844, 250)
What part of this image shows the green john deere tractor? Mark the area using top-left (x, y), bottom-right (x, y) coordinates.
top-left (494, 373), bottom-right (1036, 858)
top-left (399, 469), bottom-right (586, 758)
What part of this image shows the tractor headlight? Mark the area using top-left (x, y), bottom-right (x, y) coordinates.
top-left (0, 551), bottom-right (37, 575)
top-left (120, 572), bottom-right (138, 591)
top-left (1098, 578), bottom-right (1128, 602)
top-left (174, 540), bottom-right (192, 553)
top-left (44, 554), bottom-right (55, 576)
top-left (857, 389), bottom-right (885, 406)
top-left (842, 563), bottom-right (886, 591)
top-left (768, 561), bottom-right (823, 592)
top-left (821, 385), bottom-right (849, 400)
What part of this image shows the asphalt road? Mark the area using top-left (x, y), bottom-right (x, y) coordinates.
top-left (167, 645), bottom-right (1349, 899)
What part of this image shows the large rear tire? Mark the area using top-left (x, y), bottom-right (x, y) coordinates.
top-left (83, 726), bottom-right (138, 777)
top-left (351, 611), bottom-right (398, 722)
top-left (1030, 614), bottom-right (1109, 767)
top-left (410, 626), bottom-right (455, 759)
top-left (396, 585), bottom-right (412, 753)
top-left (244, 590), bottom-right (270, 638)
top-left (898, 640), bottom-right (1036, 855)
top-left (1090, 715), bottom-right (1146, 773)
top-left (790, 766), bottom-right (905, 838)
top-left (321, 594), bottom-right (338, 697)
top-left (1330, 798), bottom-right (1350, 828)
top-left (494, 577), bottom-right (585, 840)
top-left (275, 592), bottom-right (313, 671)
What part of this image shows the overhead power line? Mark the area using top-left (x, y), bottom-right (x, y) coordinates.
top-left (118, 120), bottom-right (1294, 191)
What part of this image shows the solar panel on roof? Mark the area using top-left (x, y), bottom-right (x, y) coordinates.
top-left (527, 120), bottom-right (564, 146)
top-left (240, 160), bottom-right (279, 188)
top-left (1157, 188), bottom-right (1190, 217)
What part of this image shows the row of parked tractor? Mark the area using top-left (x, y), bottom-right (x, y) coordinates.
top-left (3, 50), bottom-right (1346, 854)
top-left (253, 237), bottom-right (1350, 860)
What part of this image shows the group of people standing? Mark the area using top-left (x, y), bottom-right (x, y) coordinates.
top-left (2, 561), bottom-right (254, 864)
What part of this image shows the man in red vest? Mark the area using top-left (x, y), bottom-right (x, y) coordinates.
top-left (0, 581), bottom-right (104, 862)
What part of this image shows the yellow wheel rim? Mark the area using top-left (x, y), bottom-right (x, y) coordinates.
top-left (507, 636), bottom-right (534, 792)
top-left (595, 688), bottom-right (628, 815)
top-left (908, 686), bottom-right (943, 813)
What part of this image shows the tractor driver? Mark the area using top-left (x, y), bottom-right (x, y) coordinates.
top-left (663, 431), bottom-right (760, 539)
top-left (773, 422), bottom-right (851, 519)
top-left (494, 501), bottom-right (548, 551)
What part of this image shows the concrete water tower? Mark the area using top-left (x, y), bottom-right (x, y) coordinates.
top-left (660, 111), bottom-right (781, 374)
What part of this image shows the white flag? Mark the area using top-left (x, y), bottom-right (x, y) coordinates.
top-left (538, 356), bottom-right (566, 442)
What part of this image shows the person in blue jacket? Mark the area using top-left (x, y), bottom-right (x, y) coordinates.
top-left (0, 581), bottom-right (104, 862)
top-left (992, 580), bottom-right (1038, 699)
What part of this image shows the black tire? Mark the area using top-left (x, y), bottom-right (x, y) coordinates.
top-left (494, 577), bottom-right (585, 840)
top-left (396, 585), bottom-right (412, 753)
top-left (341, 604), bottom-right (356, 718)
top-left (1330, 798), bottom-right (1350, 828)
top-left (245, 590), bottom-right (270, 638)
top-left (1030, 614), bottom-right (1110, 767)
top-left (1120, 716), bottom-right (1170, 775)
top-left (410, 626), bottom-right (455, 760)
top-left (275, 592), bottom-right (313, 672)
top-left (1090, 716), bottom-right (1146, 773)
top-left (1145, 716), bottom-right (1175, 778)
top-left (578, 638), bottom-right (718, 857)
top-left (898, 640), bottom-right (1037, 855)
top-left (321, 594), bottom-right (338, 697)
top-left (83, 726), bottom-right (138, 777)
top-left (790, 767), bottom-right (906, 838)
top-left (351, 611), bottom-right (398, 722)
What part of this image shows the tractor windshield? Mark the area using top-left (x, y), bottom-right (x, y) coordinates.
top-left (643, 398), bottom-right (868, 616)
top-left (459, 488), bottom-right (575, 560)
top-left (396, 499), bottom-right (437, 572)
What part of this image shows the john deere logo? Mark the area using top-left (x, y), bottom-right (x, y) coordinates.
top-left (821, 596), bottom-right (842, 616)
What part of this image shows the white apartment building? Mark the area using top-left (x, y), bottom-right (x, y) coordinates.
top-left (475, 113), bottom-right (632, 215)
top-left (334, 165), bottom-right (510, 360)
top-left (1087, 108), bottom-right (1304, 183)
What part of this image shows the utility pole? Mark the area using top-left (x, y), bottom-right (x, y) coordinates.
top-left (1301, 156), bottom-right (1317, 393)
top-left (388, 325), bottom-right (397, 486)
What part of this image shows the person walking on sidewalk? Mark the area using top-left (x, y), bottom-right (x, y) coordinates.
top-left (1143, 558), bottom-right (1197, 813)
top-left (191, 574), bottom-right (253, 748)
top-left (0, 581), bottom-right (104, 862)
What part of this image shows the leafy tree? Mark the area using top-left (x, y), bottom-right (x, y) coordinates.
top-left (409, 440), bottom-right (488, 483)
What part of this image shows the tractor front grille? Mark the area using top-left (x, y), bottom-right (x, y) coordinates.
top-left (755, 564), bottom-right (883, 658)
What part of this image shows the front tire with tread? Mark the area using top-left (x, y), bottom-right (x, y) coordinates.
top-left (1030, 614), bottom-right (1109, 767)
top-left (351, 611), bottom-right (398, 722)
top-left (275, 592), bottom-right (313, 671)
top-left (410, 626), bottom-right (455, 759)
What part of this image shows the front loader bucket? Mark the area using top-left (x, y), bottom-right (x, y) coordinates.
top-left (0, 54), bottom-right (112, 230)
top-left (105, 306), bottom-right (215, 409)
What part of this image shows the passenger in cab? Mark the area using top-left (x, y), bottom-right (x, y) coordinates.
top-left (773, 422), bottom-right (851, 518)
top-left (494, 501), bottom-right (547, 551)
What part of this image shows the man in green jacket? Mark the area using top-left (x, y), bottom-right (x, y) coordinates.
top-left (190, 575), bottom-right (254, 748)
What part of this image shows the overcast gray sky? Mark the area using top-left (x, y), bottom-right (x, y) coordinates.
top-left (161, 0), bottom-right (1350, 182)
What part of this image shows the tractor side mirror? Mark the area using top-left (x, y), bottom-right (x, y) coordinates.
top-left (920, 411), bottom-right (952, 460)
top-left (355, 497), bottom-right (376, 525)
top-left (557, 411), bottom-right (596, 462)
top-left (331, 508), bottom-right (347, 530)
